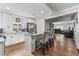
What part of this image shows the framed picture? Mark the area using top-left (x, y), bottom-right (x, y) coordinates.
top-left (16, 18), bottom-right (20, 22)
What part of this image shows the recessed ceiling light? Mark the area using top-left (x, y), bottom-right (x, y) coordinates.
top-left (5, 6), bottom-right (10, 10)
top-left (41, 11), bottom-right (44, 14)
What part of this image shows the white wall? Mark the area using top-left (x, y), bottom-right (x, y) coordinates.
top-left (45, 21), bottom-right (49, 31)
top-left (74, 12), bottom-right (79, 49)
top-left (35, 19), bottom-right (45, 34)
top-left (0, 12), bottom-right (2, 28)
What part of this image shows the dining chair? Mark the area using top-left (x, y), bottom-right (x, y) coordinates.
top-left (35, 32), bottom-right (49, 55)
top-left (49, 30), bottom-right (55, 47)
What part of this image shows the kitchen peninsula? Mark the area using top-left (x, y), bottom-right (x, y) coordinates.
top-left (24, 33), bottom-right (38, 52)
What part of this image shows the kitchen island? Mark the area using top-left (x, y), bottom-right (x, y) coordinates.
top-left (24, 33), bottom-right (39, 53)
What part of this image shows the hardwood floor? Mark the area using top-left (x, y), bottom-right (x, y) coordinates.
top-left (5, 34), bottom-right (79, 56)
top-left (5, 42), bottom-right (25, 56)
top-left (5, 42), bottom-right (33, 56)
top-left (33, 34), bottom-right (79, 56)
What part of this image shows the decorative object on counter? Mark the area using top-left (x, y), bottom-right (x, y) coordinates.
top-left (21, 28), bottom-right (27, 32)
top-left (16, 18), bottom-right (20, 22)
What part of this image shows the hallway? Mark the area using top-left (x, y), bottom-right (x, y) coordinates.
top-left (33, 34), bottom-right (79, 56)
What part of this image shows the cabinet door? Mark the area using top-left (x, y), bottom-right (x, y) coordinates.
top-left (2, 13), bottom-right (9, 32)
top-left (0, 12), bottom-right (2, 28)
top-left (5, 35), bottom-right (13, 46)
top-left (8, 15), bottom-right (15, 33)
top-left (17, 34), bottom-right (25, 43)
top-left (5, 34), bottom-right (17, 46)
top-left (2, 13), bottom-right (8, 28)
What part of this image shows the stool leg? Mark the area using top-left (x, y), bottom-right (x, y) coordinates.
top-left (49, 39), bottom-right (52, 47)
top-left (47, 42), bottom-right (49, 51)
top-left (42, 44), bottom-right (44, 56)
top-left (35, 41), bottom-right (37, 51)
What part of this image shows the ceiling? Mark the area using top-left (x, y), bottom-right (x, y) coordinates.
top-left (0, 3), bottom-right (53, 18)
top-left (45, 12), bottom-right (76, 23)
top-left (46, 3), bottom-right (79, 12)
top-left (0, 3), bottom-right (79, 19)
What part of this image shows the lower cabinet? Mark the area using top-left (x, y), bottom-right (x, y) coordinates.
top-left (0, 42), bottom-right (5, 56)
top-left (5, 33), bottom-right (25, 46)
top-left (5, 34), bottom-right (17, 46)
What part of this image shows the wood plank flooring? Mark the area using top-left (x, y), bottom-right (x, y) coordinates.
top-left (5, 42), bottom-right (26, 56)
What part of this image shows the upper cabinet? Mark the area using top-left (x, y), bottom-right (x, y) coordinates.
top-left (2, 13), bottom-right (23, 33)
top-left (8, 15), bottom-right (15, 33)
top-left (0, 12), bottom-right (2, 28)
top-left (2, 13), bottom-right (9, 28)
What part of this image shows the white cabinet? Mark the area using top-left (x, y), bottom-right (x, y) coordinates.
top-left (0, 42), bottom-right (5, 56)
top-left (5, 34), bottom-right (17, 46)
top-left (5, 33), bottom-right (25, 46)
top-left (0, 11), bottom-right (23, 33)
top-left (8, 15), bottom-right (15, 33)
top-left (0, 12), bottom-right (2, 28)
top-left (0, 12), bottom-right (9, 29)
top-left (2, 13), bottom-right (9, 33)
top-left (17, 33), bottom-right (24, 43)
top-left (2, 13), bottom-right (9, 28)
top-left (0, 12), bottom-right (14, 33)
